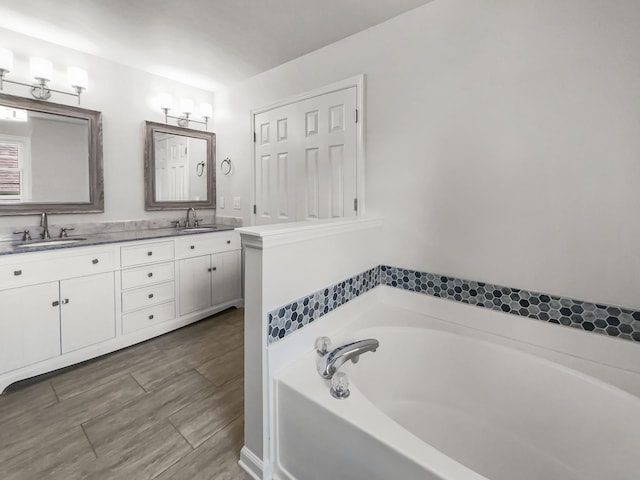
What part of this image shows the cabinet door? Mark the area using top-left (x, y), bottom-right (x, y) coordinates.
top-left (211, 250), bottom-right (241, 306)
top-left (0, 282), bottom-right (60, 374)
top-left (60, 272), bottom-right (115, 354)
top-left (179, 255), bottom-right (211, 316)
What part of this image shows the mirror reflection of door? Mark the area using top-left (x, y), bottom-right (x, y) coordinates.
top-left (154, 132), bottom-right (208, 202)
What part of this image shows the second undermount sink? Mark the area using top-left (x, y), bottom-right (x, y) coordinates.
top-left (176, 226), bottom-right (224, 233)
top-left (16, 238), bottom-right (87, 248)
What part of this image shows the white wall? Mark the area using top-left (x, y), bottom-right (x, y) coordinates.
top-left (0, 28), bottom-right (214, 228)
top-left (216, 0), bottom-right (640, 310)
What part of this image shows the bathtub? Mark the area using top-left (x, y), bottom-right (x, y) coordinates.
top-left (271, 286), bottom-right (640, 480)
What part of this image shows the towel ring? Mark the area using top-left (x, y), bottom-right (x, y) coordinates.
top-left (221, 157), bottom-right (232, 175)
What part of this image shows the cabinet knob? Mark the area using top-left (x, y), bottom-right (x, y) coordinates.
top-left (147, 251), bottom-right (153, 256)
top-left (148, 314), bottom-right (154, 320)
top-left (52, 300), bottom-right (59, 307)
top-left (92, 258), bottom-right (99, 264)
top-left (148, 272), bottom-right (153, 277)
top-left (212, 267), bottom-right (217, 271)
top-left (190, 245), bottom-right (195, 249)
top-left (148, 293), bottom-right (154, 299)
top-left (13, 269), bottom-right (22, 276)
top-left (62, 299), bottom-right (70, 305)
top-left (226, 240), bottom-right (231, 244)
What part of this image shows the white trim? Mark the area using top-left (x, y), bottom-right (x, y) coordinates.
top-left (249, 75), bottom-right (366, 226)
top-left (238, 216), bottom-right (383, 249)
top-left (239, 446), bottom-right (263, 480)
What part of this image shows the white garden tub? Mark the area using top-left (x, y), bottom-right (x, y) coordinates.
top-left (272, 287), bottom-right (640, 480)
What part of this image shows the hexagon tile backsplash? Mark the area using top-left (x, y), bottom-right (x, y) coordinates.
top-left (267, 265), bottom-right (640, 345)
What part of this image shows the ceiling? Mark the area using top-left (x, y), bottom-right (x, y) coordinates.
top-left (0, 0), bottom-right (432, 91)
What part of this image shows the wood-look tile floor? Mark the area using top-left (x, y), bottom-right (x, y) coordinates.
top-left (0, 308), bottom-right (246, 480)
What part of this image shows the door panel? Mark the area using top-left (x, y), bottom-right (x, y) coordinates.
top-left (179, 255), bottom-right (211, 315)
top-left (60, 272), bottom-right (115, 354)
top-left (254, 86), bottom-right (357, 225)
top-left (0, 282), bottom-right (60, 374)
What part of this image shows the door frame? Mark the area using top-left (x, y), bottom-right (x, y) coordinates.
top-left (249, 74), bottom-right (366, 226)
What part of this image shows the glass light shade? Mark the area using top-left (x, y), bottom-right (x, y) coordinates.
top-left (199, 103), bottom-right (213, 119)
top-left (180, 98), bottom-right (194, 115)
top-left (68, 67), bottom-right (88, 89)
top-left (30, 57), bottom-right (53, 81)
top-left (158, 93), bottom-right (173, 110)
top-left (0, 48), bottom-right (14, 72)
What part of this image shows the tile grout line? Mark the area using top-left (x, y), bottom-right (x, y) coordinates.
top-left (166, 417), bottom-right (196, 450)
top-left (80, 423), bottom-right (99, 460)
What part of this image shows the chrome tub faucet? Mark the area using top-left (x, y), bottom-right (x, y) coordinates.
top-left (316, 337), bottom-right (379, 379)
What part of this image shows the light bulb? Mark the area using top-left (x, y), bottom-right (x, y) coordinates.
top-left (199, 103), bottom-right (213, 119)
top-left (68, 67), bottom-right (88, 90)
top-left (180, 98), bottom-right (194, 115)
top-left (30, 57), bottom-right (53, 81)
top-left (0, 48), bottom-right (14, 73)
top-left (158, 93), bottom-right (173, 111)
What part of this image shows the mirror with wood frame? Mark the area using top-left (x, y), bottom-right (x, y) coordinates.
top-left (144, 121), bottom-right (215, 210)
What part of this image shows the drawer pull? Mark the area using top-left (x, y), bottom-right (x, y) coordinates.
top-left (147, 251), bottom-right (153, 256)
top-left (52, 300), bottom-right (59, 307)
top-left (190, 245), bottom-right (195, 249)
top-left (148, 272), bottom-right (153, 278)
top-left (148, 293), bottom-right (154, 299)
top-left (13, 269), bottom-right (22, 276)
top-left (226, 240), bottom-right (231, 244)
top-left (92, 258), bottom-right (99, 264)
top-left (148, 314), bottom-right (154, 320)
top-left (62, 299), bottom-right (70, 305)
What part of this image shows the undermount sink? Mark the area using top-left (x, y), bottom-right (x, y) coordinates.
top-left (176, 226), bottom-right (222, 233)
top-left (16, 238), bottom-right (87, 248)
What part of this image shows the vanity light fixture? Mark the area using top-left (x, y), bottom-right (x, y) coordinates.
top-left (159, 93), bottom-right (212, 130)
top-left (0, 48), bottom-right (88, 105)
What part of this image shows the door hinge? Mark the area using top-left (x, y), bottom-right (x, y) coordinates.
top-left (253, 204), bottom-right (257, 214)
top-left (355, 109), bottom-right (359, 123)
top-left (353, 198), bottom-right (358, 212)
top-left (253, 132), bottom-right (257, 142)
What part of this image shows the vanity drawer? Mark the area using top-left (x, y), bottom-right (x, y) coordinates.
top-left (122, 301), bottom-right (175, 334)
top-left (121, 241), bottom-right (174, 267)
top-left (121, 262), bottom-right (174, 290)
top-left (121, 281), bottom-right (174, 312)
top-left (0, 249), bottom-right (115, 289)
top-left (175, 232), bottom-right (240, 258)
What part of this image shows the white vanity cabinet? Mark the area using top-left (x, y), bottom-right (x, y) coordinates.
top-left (0, 229), bottom-right (242, 393)
top-left (60, 272), bottom-right (116, 353)
top-left (176, 231), bottom-right (242, 316)
top-left (0, 282), bottom-right (60, 374)
top-left (0, 246), bottom-right (116, 375)
top-left (120, 240), bottom-right (177, 335)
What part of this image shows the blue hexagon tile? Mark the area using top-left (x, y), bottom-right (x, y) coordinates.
top-left (267, 265), bottom-right (640, 345)
top-left (267, 266), bottom-right (380, 344)
top-left (379, 265), bottom-right (640, 343)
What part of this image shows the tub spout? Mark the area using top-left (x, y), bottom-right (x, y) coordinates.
top-left (317, 338), bottom-right (379, 379)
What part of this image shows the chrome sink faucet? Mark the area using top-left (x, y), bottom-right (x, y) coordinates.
top-left (316, 338), bottom-right (379, 379)
top-left (185, 207), bottom-right (201, 228)
top-left (40, 212), bottom-right (51, 239)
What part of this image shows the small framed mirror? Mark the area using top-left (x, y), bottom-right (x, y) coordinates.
top-left (144, 121), bottom-right (215, 210)
top-left (0, 93), bottom-right (103, 215)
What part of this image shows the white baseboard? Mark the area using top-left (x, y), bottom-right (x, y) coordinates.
top-left (239, 446), bottom-right (263, 480)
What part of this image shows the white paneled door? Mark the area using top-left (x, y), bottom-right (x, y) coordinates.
top-left (253, 86), bottom-right (358, 225)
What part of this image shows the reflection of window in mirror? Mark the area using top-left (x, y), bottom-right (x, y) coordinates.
top-left (0, 134), bottom-right (31, 202)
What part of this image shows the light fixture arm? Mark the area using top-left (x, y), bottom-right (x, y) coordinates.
top-left (162, 110), bottom-right (209, 130)
top-left (0, 75), bottom-right (84, 105)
